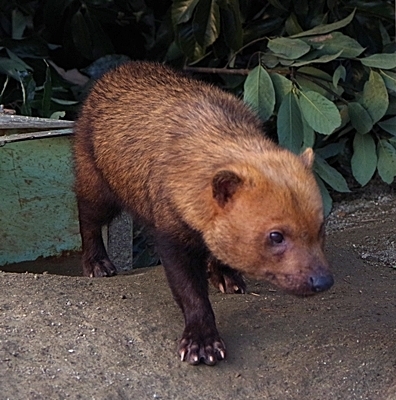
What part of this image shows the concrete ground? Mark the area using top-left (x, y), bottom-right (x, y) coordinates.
top-left (1, 195), bottom-right (395, 399)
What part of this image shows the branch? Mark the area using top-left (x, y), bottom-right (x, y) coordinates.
top-left (183, 66), bottom-right (250, 75)
top-left (184, 66), bottom-right (290, 76)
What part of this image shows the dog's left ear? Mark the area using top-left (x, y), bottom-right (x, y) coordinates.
top-left (212, 170), bottom-right (243, 208)
top-left (300, 147), bottom-right (314, 169)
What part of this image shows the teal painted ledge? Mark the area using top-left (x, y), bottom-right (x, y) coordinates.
top-left (0, 117), bottom-right (81, 265)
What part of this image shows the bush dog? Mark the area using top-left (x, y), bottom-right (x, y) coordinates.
top-left (73, 61), bottom-right (334, 366)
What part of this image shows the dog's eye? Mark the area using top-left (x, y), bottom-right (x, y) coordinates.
top-left (269, 231), bottom-right (284, 245)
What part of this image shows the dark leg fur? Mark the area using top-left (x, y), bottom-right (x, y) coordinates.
top-left (156, 234), bottom-right (226, 366)
top-left (78, 196), bottom-right (120, 277)
top-left (75, 150), bottom-right (121, 277)
top-left (208, 257), bottom-right (246, 294)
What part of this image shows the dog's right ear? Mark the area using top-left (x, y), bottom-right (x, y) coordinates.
top-left (300, 147), bottom-right (314, 169)
top-left (212, 170), bottom-right (243, 208)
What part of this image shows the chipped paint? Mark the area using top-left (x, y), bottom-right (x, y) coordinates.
top-left (0, 136), bottom-right (81, 264)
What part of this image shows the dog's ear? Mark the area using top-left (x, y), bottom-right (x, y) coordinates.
top-left (212, 170), bottom-right (243, 207)
top-left (300, 147), bottom-right (314, 168)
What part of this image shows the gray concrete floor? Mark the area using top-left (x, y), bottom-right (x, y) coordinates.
top-left (1, 195), bottom-right (395, 399)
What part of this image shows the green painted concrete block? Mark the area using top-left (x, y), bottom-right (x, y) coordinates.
top-left (0, 136), bottom-right (81, 265)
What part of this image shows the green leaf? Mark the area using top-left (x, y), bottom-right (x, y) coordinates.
top-left (378, 117), bottom-right (396, 135)
top-left (380, 70), bottom-right (396, 93)
top-left (377, 140), bottom-right (396, 183)
top-left (347, 102), bottom-right (373, 134)
top-left (314, 155), bottom-right (350, 193)
top-left (351, 133), bottom-right (377, 186)
top-left (244, 65), bottom-right (275, 121)
top-left (268, 37), bottom-right (310, 59)
top-left (19, 73), bottom-right (36, 116)
top-left (172, 0), bottom-right (200, 24)
top-left (315, 175), bottom-right (333, 216)
top-left (12, 8), bottom-right (27, 40)
top-left (270, 73), bottom-right (292, 109)
top-left (82, 9), bottom-right (114, 58)
top-left (296, 66), bottom-right (339, 100)
top-left (299, 66), bottom-right (333, 82)
top-left (304, 32), bottom-right (364, 58)
top-left (41, 63), bottom-right (52, 118)
top-left (333, 65), bottom-right (346, 87)
top-left (298, 90), bottom-right (341, 134)
top-left (285, 13), bottom-right (303, 36)
top-left (6, 49), bottom-right (32, 70)
top-left (71, 10), bottom-right (93, 59)
top-left (277, 91), bottom-right (304, 153)
top-left (176, 21), bottom-right (204, 60)
top-left (221, 0), bottom-right (243, 51)
top-left (51, 98), bottom-right (79, 105)
top-left (193, 0), bottom-right (220, 48)
top-left (261, 54), bottom-right (279, 68)
top-left (290, 50), bottom-right (343, 67)
top-left (302, 118), bottom-right (315, 148)
top-left (290, 9), bottom-right (356, 38)
top-left (50, 111), bottom-right (66, 119)
top-left (361, 70), bottom-right (389, 124)
top-left (360, 54), bottom-right (396, 70)
top-left (0, 57), bottom-right (29, 80)
top-left (316, 143), bottom-right (344, 159)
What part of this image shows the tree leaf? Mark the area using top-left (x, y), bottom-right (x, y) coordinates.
top-left (351, 133), bottom-right (377, 186)
top-left (361, 70), bottom-right (389, 124)
top-left (171, 0), bottom-right (200, 24)
top-left (176, 21), bottom-right (204, 60)
top-left (378, 117), bottom-right (396, 135)
top-left (316, 143), bottom-right (344, 159)
top-left (285, 12), bottom-right (303, 36)
top-left (360, 54), bottom-right (396, 70)
top-left (380, 70), bottom-right (396, 93)
top-left (261, 53), bottom-right (280, 68)
top-left (347, 102), bottom-right (373, 134)
top-left (82, 9), bottom-right (114, 58)
top-left (333, 65), bottom-right (346, 87)
top-left (302, 117), bottom-right (315, 148)
top-left (244, 65), bottom-right (275, 121)
top-left (277, 91), bottom-right (304, 153)
top-left (296, 66), bottom-right (338, 100)
top-left (220, 0), bottom-right (243, 51)
top-left (315, 175), bottom-right (333, 216)
top-left (41, 63), bottom-right (52, 118)
top-left (193, 0), bottom-right (220, 48)
top-left (268, 37), bottom-right (310, 59)
top-left (5, 49), bottom-right (32, 70)
top-left (0, 57), bottom-right (28, 80)
top-left (377, 140), bottom-right (396, 184)
top-left (298, 90), bottom-right (341, 134)
top-left (289, 50), bottom-right (343, 67)
top-left (71, 10), bottom-right (93, 59)
top-left (12, 8), bottom-right (28, 40)
top-left (304, 32), bottom-right (364, 58)
top-left (290, 9), bottom-right (356, 38)
top-left (270, 73), bottom-right (292, 110)
top-left (314, 155), bottom-right (350, 192)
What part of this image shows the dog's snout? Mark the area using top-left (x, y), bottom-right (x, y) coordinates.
top-left (309, 273), bottom-right (334, 293)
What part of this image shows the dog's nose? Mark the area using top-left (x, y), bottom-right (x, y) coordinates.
top-left (309, 273), bottom-right (334, 292)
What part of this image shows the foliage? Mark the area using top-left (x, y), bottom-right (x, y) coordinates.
top-left (168, 1), bottom-right (396, 213)
top-left (0, 0), bottom-right (395, 214)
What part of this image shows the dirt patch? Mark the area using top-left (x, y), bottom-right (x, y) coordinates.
top-left (1, 194), bottom-right (396, 399)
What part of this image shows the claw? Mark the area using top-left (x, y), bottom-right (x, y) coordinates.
top-left (180, 349), bottom-right (186, 361)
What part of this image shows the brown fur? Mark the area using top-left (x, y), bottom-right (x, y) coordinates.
top-left (73, 61), bottom-right (333, 365)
